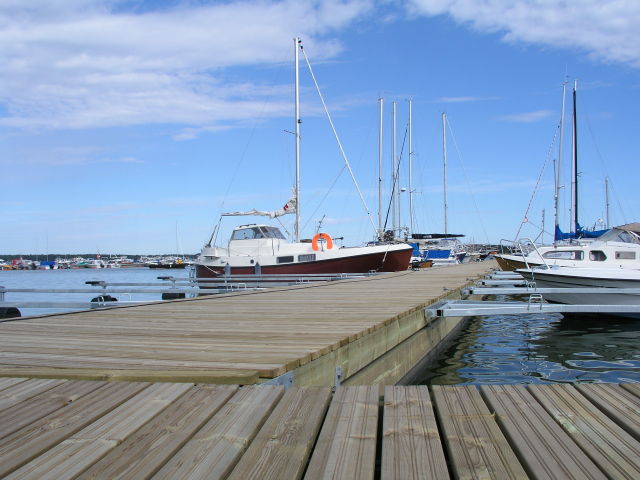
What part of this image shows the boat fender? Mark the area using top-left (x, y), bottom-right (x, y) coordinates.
top-left (312, 233), bottom-right (333, 251)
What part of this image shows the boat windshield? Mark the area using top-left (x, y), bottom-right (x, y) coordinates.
top-left (231, 226), bottom-right (287, 240)
top-left (599, 228), bottom-right (640, 245)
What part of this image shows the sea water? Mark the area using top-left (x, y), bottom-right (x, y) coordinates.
top-left (2, 269), bottom-right (639, 384)
top-left (414, 299), bottom-right (640, 385)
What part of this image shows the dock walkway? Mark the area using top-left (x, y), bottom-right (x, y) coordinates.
top-left (0, 379), bottom-right (638, 479)
top-left (0, 262), bottom-right (494, 385)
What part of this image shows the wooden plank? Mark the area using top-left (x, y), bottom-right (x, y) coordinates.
top-left (529, 384), bottom-right (640, 480)
top-left (227, 386), bottom-right (332, 480)
top-left (0, 378), bottom-right (65, 411)
top-left (432, 385), bottom-right (528, 480)
top-left (481, 385), bottom-right (606, 479)
top-left (381, 385), bottom-right (448, 480)
top-left (621, 383), bottom-right (640, 399)
top-left (0, 377), bottom-right (28, 392)
top-left (304, 386), bottom-right (378, 480)
top-left (0, 380), bottom-right (105, 439)
top-left (5, 382), bottom-right (191, 480)
top-left (77, 384), bottom-right (238, 479)
top-left (576, 384), bottom-right (640, 442)
top-left (154, 385), bottom-right (285, 479)
top-left (0, 381), bottom-right (150, 478)
top-left (0, 367), bottom-right (259, 384)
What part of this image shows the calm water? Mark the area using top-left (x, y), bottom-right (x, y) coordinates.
top-left (0, 267), bottom-right (193, 317)
top-left (416, 297), bottom-right (640, 385)
top-left (2, 270), bottom-right (639, 384)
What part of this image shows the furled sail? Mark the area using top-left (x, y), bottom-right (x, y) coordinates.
top-left (222, 191), bottom-right (297, 219)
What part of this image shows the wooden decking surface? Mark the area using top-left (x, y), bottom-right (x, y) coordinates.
top-left (0, 263), bottom-right (494, 382)
top-left (0, 379), bottom-right (638, 479)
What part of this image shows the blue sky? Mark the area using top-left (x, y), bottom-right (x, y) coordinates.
top-left (1, 0), bottom-right (639, 255)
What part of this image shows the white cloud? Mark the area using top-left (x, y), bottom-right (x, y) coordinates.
top-left (0, 0), bottom-right (374, 132)
top-left (408, 0), bottom-right (640, 67)
top-left (501, 109), bottom-right (554, 123)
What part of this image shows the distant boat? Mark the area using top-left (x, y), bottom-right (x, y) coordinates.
top-left (195, 39), bottom-right (412, 277)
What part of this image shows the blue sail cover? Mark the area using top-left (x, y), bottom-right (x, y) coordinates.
top-left (554, 223), bottom-right (608, 241)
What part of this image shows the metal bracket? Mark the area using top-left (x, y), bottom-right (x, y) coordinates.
top-left (334, 366), bottom-right (343, 388)
top-left (262, 371), bottom-right (294, 389)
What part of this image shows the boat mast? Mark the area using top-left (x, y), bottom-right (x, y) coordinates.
top-left (378, 97), bottom-right (384, 238)
top-left (605, 177), bottom-right (610, 228)
top-left (554, 80), bottom-right (567, 243)
top-left (294, 37), bottom-right (301, 242)
top-left (442, 112), bottom-right (448, 235)
top-left (392, 101), bottom-right (397, 236)
top-left (408, 98), bottom-right (414, 235)
top-left (570, 80), bottom-right (578, 235)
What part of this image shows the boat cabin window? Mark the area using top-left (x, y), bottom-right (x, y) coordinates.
top-left (277, 256), bottom-right (294, 264)
top-left (589, 250), bottom-right (607, 261)
top-left (615, 251), bottom-right (636, 260)
top-left (543, 250), bottom-right (584, 260)
top-left (231, 226), bottom-right (286, 240)
top-left (298, 254), bottom-right (316, 262)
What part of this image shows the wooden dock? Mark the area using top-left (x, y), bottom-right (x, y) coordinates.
top-left (0, 262), bottom-right (495, 386)
top-left (0, 379), bottom-right (638, 479)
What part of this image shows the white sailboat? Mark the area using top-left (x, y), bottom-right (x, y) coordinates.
top-left (195, 39), bottom-right (412, 277)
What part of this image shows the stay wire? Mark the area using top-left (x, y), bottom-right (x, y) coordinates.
top-left (299, 43), bottom-right (378, 235)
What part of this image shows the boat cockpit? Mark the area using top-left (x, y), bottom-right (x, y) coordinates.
top-left (230, 225), bottom-right (287, 241)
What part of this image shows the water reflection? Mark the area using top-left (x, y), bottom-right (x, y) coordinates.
top-left (416, 299), bottom-right (640, 385)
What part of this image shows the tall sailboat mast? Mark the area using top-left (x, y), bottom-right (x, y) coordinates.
top-left (571, 80), bottom-right (578, 235)
top-left (554, 80), bottom-right (567, 242)
top-left (442, 112), bottom-right (448, 235)
top-left (392, 101), bottom-right (397, 235)
top-left (378, 97), bottom-right (384, 238)
top-left (294, 37), bottom-right (301, 242)
top-left (605, 177), bottom-right (610, 228)
top-left (408, 99), bottom-right (414, 235)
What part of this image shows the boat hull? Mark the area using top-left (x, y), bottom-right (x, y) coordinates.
top-left (518, 268), bottom-right (640, 318)
top-left (196, 247), bottom-right (412, 278)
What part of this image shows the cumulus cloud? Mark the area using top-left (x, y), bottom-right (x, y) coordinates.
top-left (408, 0), bottom-right (640, 67)
top-left (0, 0), bottom-right (373, 132)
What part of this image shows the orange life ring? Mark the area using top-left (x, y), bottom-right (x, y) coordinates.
top-left (312, 232), bottom-right (333, 251)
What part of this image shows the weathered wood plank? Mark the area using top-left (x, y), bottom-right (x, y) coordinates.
top-left (529, 384), bottom-right (640, 480)
top-left (227, 386), bottom-right (332, 480)
top-left (576, 384), bottom-right (640, 442)
top-left (0, 378), bottom-right (66, 411)
top-left (304, 386), bottom-right (378, 480)
top-left (432, 385), bottom-right (528, 480)
top-left (0, 381), bottom-right (150, 478)
top-left (0, 380), bottom-right (105, 439)
top-left (153, 385), bottom-right (285, 480)
top-left (5, 382), bottom-right (191, 480)
top-left (0, 377), bottom-right (28, 392)
top-left (481, 384), bottom-right (606, 479)
top-left (77, 384), bottom-right (238, 479)
top-left (381, 385), bottom-right (448, 480)
top-left (0, 367), bottom-right (259, 384)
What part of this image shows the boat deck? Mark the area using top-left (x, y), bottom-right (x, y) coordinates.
top-left (1, 379), bottom-right (638, 479)
top-left (0, 262), bottom-right (494, 384)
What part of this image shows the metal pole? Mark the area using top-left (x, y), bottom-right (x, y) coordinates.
top-left (392, 101), bottom-right (397, 235)
top-left (442, 112), bottom-right (448, 235)
top-left (554, 80), bottom-right (566, 242)
top-left (571, 80), bottom-right (578, 234)
top-left (408, 98), bottom-right (414, 236)
top-left (605, 177), bottom-right (610, 228)
top-left (294, 37), bottom-right (301, 242)
top-left (378, 97), bottom-right (384, 238)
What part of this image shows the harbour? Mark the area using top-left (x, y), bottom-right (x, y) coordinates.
top-left (1, 262), bottom-right (639, 478)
